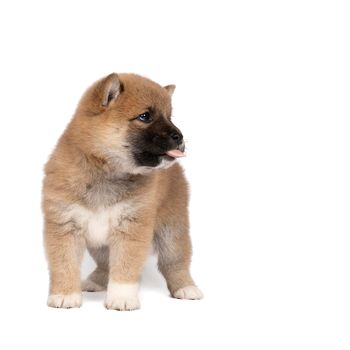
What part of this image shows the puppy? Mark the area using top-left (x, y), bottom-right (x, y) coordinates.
top-left (43, 73), bottom-right (203, 310)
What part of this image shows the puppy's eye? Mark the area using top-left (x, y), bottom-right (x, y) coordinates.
top-left (137, 112), bottom-right (153, 123)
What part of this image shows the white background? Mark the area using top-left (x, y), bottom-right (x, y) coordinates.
top-left (0, 1), bottom-right (349, 349)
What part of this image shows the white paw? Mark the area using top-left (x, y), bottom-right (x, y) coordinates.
top-left (105, 295), bottom-right (140, 311)
top-left (82, 279), bottom-right (106, 292)
top-left (173, 286), bottom-right (203, 300)
top-left (105, 282), bottom-right (140, 311)
top-left (47, 293), bottom-right (82, 308)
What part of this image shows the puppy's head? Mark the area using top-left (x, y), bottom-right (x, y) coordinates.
top-left (73, 73), bottom-right (185, 174)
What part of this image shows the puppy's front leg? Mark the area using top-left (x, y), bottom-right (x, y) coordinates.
top-left (105, 220), bottom-right (153, 311)
top-left (45, 221), bottom-right (85, 308)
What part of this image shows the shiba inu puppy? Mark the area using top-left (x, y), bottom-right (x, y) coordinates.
top-left (43, 73), bottom-right (203, 310)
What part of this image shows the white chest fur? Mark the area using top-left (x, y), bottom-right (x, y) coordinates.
top-left (65, 201), bottom-right (137, 247)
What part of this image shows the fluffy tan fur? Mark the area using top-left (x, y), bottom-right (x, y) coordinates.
top-left (43, 73), bottom-right (202, 310)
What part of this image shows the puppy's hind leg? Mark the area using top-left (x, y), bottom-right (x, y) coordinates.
top-left (154, 223), bottom-right (203, 300)
top-left (82, 246), bottom-right (109, 292)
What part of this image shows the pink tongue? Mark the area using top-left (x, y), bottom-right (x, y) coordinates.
top-left (166, 149), bottom-right (186, 158)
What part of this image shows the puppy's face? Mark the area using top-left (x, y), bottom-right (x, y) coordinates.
top-left (75, 73), bottom-right (185, 174)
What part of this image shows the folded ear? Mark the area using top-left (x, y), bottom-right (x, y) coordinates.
top-left (164, 84), bottom-right (176, 97)
top-left (101, 73), bottom-right (122, 107)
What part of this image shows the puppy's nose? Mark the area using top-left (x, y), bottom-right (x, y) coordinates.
top-left (170, 130), bottom-right (183, 144)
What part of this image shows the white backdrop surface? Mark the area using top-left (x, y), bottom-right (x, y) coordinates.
top-left (0, 1), bottom-right (349, 349)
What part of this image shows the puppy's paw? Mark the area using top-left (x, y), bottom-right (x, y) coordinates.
top-left (173, 286), bottom-right (203, 300)
top-left (105, 295), bottom-right (140, 311)
top-left (47, 293), bottom-right (82, 308)
top-left (105, 282), bottom-right (140, 311)
top-left (82, 279), bottom-right (106, 292)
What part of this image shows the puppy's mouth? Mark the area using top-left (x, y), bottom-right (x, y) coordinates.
top-left (163, 149), bottom-right (186, 159)
top-left (131, 141), bottom-right (186, 168)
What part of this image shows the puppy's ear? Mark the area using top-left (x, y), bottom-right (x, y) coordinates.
top-left (164, 84), bottom-right (176, 97)
top-left (101, 73), bottom-right (122, 107)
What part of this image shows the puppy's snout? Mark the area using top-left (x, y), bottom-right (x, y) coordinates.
top-left (169, 130), bottom-right (183, 144)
